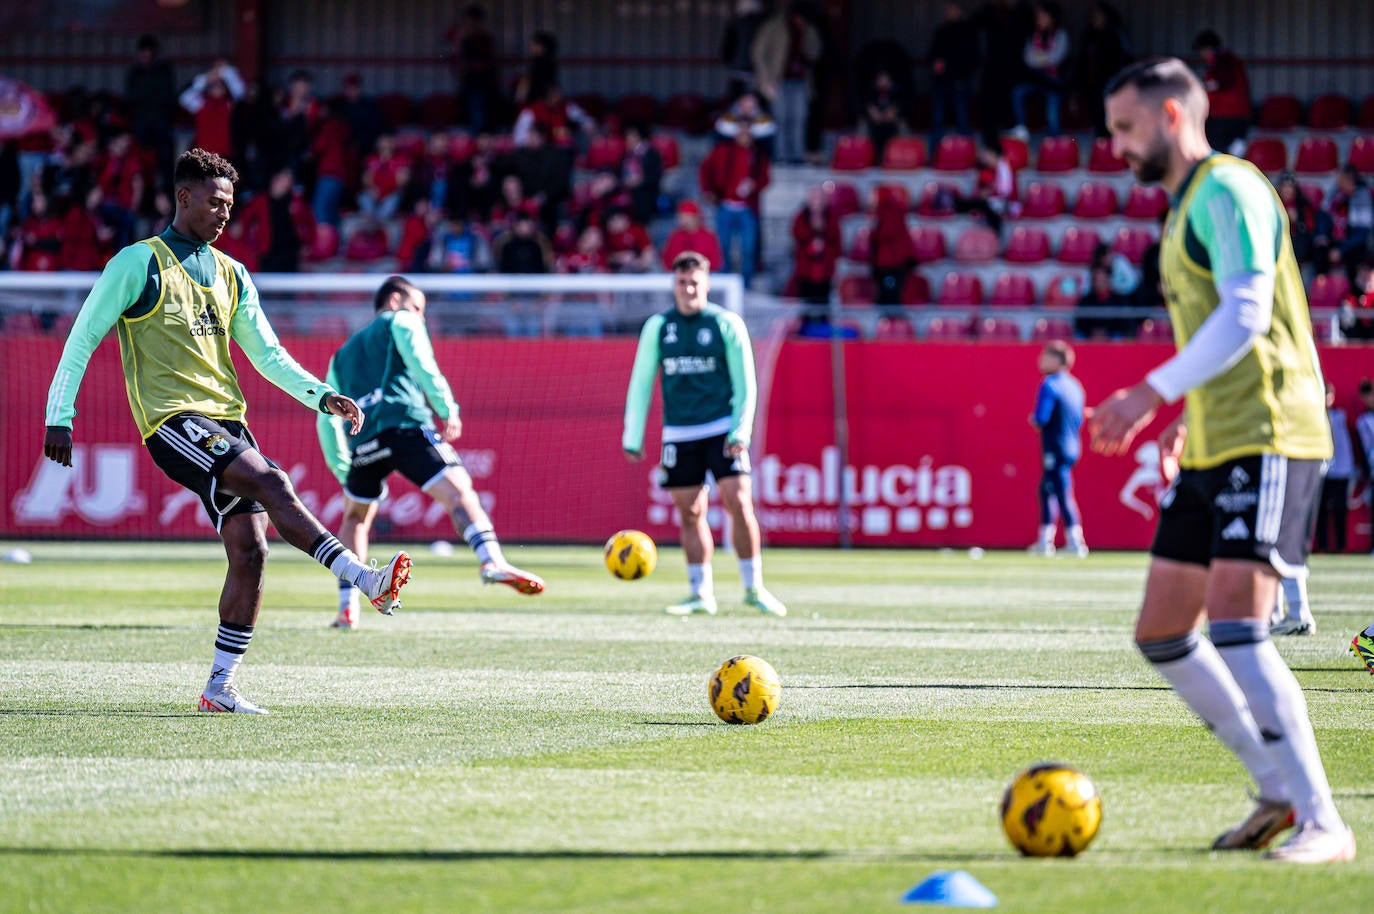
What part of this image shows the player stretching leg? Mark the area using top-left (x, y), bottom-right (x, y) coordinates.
top-left (42, 150), bottom-right (411, 714)
top-left (622, 252), bottom-right (786, 617)
top-left (1092, 60), bottom-right (1353, 863)
top-left (318, 275), bottom-right (542, 628)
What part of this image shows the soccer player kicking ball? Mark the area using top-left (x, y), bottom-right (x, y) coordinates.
top-left (317, 275), bottom-right (544, 629)
top-left (1090, 59), bottom-right (1353, 863)
top-left (622, 251), bottom-right (786, 617)
top-left (42, 149), bottom-right (411, 715)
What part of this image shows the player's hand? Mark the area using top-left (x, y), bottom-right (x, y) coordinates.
top-left (624, 448), bottom-right (643, 463)
top-left (325, 394), bottom-right (365, 435)
top-left (1087, 382), bottom-right (1165, 457)
top-left (725, 440), bottom-right (747, 458)
top-left (1157, 417), bottom-right (1187, 485)
top-left (441, 415), bottom-right (463, 442)
top-left (43, 426), bottom-right (74, 467)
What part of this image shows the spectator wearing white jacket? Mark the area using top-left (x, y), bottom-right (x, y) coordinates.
top-left (1010, 3), bottom-right (1069, 138)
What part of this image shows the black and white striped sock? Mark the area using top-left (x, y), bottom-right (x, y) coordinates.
top-left (311, 533), bottom-right (370, 587)
top-left (463, 523), bottom-right (503, 565)
top-left (208, 622), bottom-right (253, 689)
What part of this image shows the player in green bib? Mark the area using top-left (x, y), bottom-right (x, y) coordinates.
top-left (317, 275), bottom-right (544, 629)
top-left (1091, 59), bottom-right (1352, 863)
top-left (41, 149), bottom-right (412, 715)
top-left (622, 251), bottom-right (787, 617)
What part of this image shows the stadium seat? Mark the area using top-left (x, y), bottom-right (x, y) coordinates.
top-left (585, 135), bottom-right (626, 170)
top-left (1000, 136), bottom-right (1030, 171)
top-left (976, 317), bottom-right (1022, 340)
top-left (872, 183), bottom-right (910, 211)
top-left (419, 92), bottom-right (459, 129)
top-left (1072, 182), bottom-right (1119, 219)
top-left (915, 182), bottom-right (960, 218)
top-left (1020, 181), bottom-right (1066, 219)
top-left (615, 93), bottom-right (660, 126)
top-left (937, 272), bottom-right (984, 306)
top-left (874, 315), bottom-right (917, 339)
top-left (1086, 137), bottom-right (1126, 173)
top-left (1308, 93), bottom-right (1353, 130)
top-left (952, 225), bottom-right (1000, 264)
top-left (305, 223), bottom-right (340, 262)
top-left (1257, 94), bottom-right (1303, 130)
top-left (1030, 317), bottom-right (1074, 341)
top-left (901, 272), bottom-right (932, 305)
top-left (1057, 227), bottom-right (1103, 265)
top-left (1348, 136), bottom-right (1374, 175)
top-left (1043, 271), bottom-right (1085, 307)
top-left (662, 93), bottom-right (709, 134)
top-left (932, 134), bottom-right (977, 171)
top-left (1307, 272), bottom-right (1350, 309)
top-left (1294, 136), bottom-right (1339, 174)
top-left (0, 312), bottom-right (45, 335)
top-left (830, 134), bottom-right (874, 170)
top-left (988, 272), bottom-right (1037, 306)
top-left (1003, 227), bottom-right (1051, 264)
top-left (1136, 318), bottom-right (1174, 342)
top-left (343, 223), bottom-right (391, 262)
top-left (838, 275), bottom-right (876, 305)
top-left (651, 134), bottom-right (681, 169)
top-left (845, 225), bottom-right (873, 262)
top-left (924, 315), bottom-right (976, 339)
top-left (1111, 226), bottom-right (1155, 265)
top-left (825, 180), bottom-right (863, 217)
top-left (1035, 136), bottom-right (1080, 172)
top-left (1361, 96), bottom-right (1374, 129)
top-left (394, 131), bottom-right (426, 159)
top-left (376, 92), bottom-right (414, 130)
top-left (1244, 137), bottom-right (1287, 172)
top-left (1123, 185), bottom-right (1169, 220)
top-left (881, 136), bottom-right (929, 170)
top-left (909, 225), bottom-right (948, 262)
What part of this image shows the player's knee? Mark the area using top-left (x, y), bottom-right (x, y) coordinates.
top-left (257, 466), bottom-right (297, 503)
top-left (1135, 629), bottom-right (1199, 661)
top-left (226, 536), bottom-right (269, 573)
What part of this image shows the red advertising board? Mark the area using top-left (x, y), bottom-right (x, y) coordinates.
top-left (4, 336), bottom-right (1371, 551)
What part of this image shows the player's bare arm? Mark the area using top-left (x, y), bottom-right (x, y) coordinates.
top-left (324, 394), bottom-right (365, 435)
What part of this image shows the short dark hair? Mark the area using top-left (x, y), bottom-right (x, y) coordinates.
top-left (136, 34), bottom-right (159, 53)
top-left (1193, 29), bottom-right (1222, 51)
top-left (672, 251), bottom-right (709, 272)
top-left (374, 275), bottom-right (421, 311)
top-left (1103, 56), bottom-right (1207, 112)
top-left (1359, 377), bottom-right (1373, 396)
top-left (1043, 339), bottom-right (1074, 368)
top-left (173, 148), bottom-right (239, 188)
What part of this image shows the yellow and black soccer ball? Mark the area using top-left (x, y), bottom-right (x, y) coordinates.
top-left (603, 529), bottom-right (657, 580)
top-left (709, 655), bottom-right (781, 724)
top-left (1000, 763), bottom-right (1102, 857)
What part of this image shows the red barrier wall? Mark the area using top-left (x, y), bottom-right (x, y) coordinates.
top-left (4, 337), bottom-right (1371, 551)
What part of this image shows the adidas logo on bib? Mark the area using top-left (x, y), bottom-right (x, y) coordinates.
top-left (1221, 517), bottom-right (1250, 540)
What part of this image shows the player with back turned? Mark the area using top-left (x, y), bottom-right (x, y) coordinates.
top-left (42, 148), bottom-right (412, 715)
top-left (1090, 59), bottom-right (1352, 862)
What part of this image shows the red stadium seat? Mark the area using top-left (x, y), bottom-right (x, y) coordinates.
top-left (952, 225), bottom-right (1000, 263)
top-left (881, 136), bottom-right (929, 170)
top-left (845, 225), bottom-right (873, 262)
top-left (1308, 93), bottom-right (1353, 130)
top-left (419, 92), bottom-right (459, 129)
top-left (1086, 137), bottom-right (1126, 173)
top-left (1244, 137), bottom-right (1287, 172)
top-left (1043, 271), bottom-right (1085, 307)
top-left (838, 275), bottom-right (877, 305)
top-left (1003, 227), bottom-right (1051, 264)
top-left (1361, 96), bottom-right (1374, 129)
top-left (915, 182), bottom-right (960, 218)
top-left (872, 183), bottom-right (910, 211)
top-left (976, 317), bottom-right (1022, 340)
top-left (909, 225), bottom-right (948, 262)
top-left (1348, 136), bottom-right (1374, 175)
top-left (901, 272), bottom-right (932, 305)
top-left (1111, 226), bottom-right (1155, 265)
top-left (584, 135), bottom-right (626, 170)
top-left (937, 272), bottom-right (984, 306)
top-left (615, 93), bottom-right (659, 126)
top-left (1030, 317), bottom-right (1074, 340)
top-left (932, 134), bottom-right (977, 171)
top-left (874, 315), bottom-right (917, 339)
top-left (924, 315), bottom-right (976, 339)
top-left (1257, 95), bottom-right (1303, 130)
top-left (651, 134), bottom-right (681, 169)
top-left (830, 134), bottom-right (874, 171)
top-left (1123, 185), bottom-right (1169, 220)
top-left (1000, 136), bottom-right (1030, 171)
top-left (377, 92), bottom-right (414, 130)
top-left (305, 223), bottom-right (340, 262)
top-left (825, 180), bottom-right (863, 217)
top-left (1072, 182), bottom-right (1119, 219)
top-left (343, 223), bottom-right (391, 262)
top-left (662, 93), bottom-right (709, 134)
top-left (1136, 318), bottom-right (1174, 342)
top-left (988, 272), bottom-right (1037, 306)
top-left (1307, 273), bottom-right (1350, 309)
top-left (1294, 136), bottom-right (1339, 174)
top-left (1020, 181), bottom-right (1066, 218)
top-left (1057, 227), bottom-right (1103, 265)
top-left (1035, 136), bottom-right (1080, 172)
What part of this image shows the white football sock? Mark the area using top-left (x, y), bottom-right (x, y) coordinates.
top-left (738, 557), bottom-right (761, 590)
top-left (208, 622), bottom-right (253, 690)
top-left (1039, 524), bottom-right (1056, 548)
top-left (1068, 525), bottom-right (1086, 549)
top-left (313, 533), bottom-right (373, 587)
top-left (338, 579), bottom-right (358, 613)
top-left (463, 523), bottom-right (505, 565)
top-left (687, 563), bottom-right (713, 598)
top-left (1280, 576), bottom-right (1309, 620)
top-left (1140, 631), bottom-right (1286, 801)
top-left (1213, 620), bottom-right (1344, 832)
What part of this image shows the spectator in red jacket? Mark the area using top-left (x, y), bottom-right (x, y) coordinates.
top-left (870, 185), bottom-right (914, 309)
top-left (239, 167), bottom-right (317, 272)
top-left (94, 130), bottom-right (147, 249)
top-left (603, 207), bottom-right (656, 273)
top-left (514, 84), bottom-right (595, 149)
top-left (396, 195), bottom-right (440, 272)
top-left (791, 186), bottom-right (841, 305)
top-left (358, 134), bottom-right (411, 220)
top-left (699, 129), bottom-right (770, 287)
top-left (215, 217), bottom-right (259, 272)
top-left (955, 145), bottom-right (1018, 233)
top-left (310, 99), bottom-right (355, 228)
top-left (60, 187), bottom-right (114, 271)
top-left (1194, 29), bottom-right (1251, 155)
top-left (14, 191), bottom-right (63, 271)
top-left (559, 225), bottom-right (610, 273)
top-left (179, 60), bottom-right (244, 158)
top-left (661, 200), bottom-right (723, 271)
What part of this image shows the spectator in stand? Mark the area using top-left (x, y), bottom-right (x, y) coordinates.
top-left (560, 225), bottom-right (609, 274)
top-left (1074, 256), bottom-right (1134, 339)
top-left (1010, 2), bottom-right (1069, 139)
top-left (752, 1), bottom-right (821, 165)
top-left (447, 4), bottom-right (499, 134)
top-left (1133, 211), bottom-right (1167, 312)
top-left (95, 131), bottom-right (149, 250)
top-left (431, 214), bottom-right (490, 274)
top-left (276, 71), bottom-right (320, 178)
top-left (396, 195), bottom-right (440, 273)
top-left (514, 31), bottom-right (560, 109)
top-left (870, 186), bottom-right (915, 311)
top-left (231, 80), bottom-right (280, 193)
top-left (714, 90), bottom-right (778, 159)
top-left (60, 186), bottom-right (115, 271)
top-left (1194, 30), bottom-right (1252, 155)
top-left (124, 34), bottom-right (177, 189)
top-left (1276, 172), bottom-right (1330, 270)
top-left (358, 134), bottom-right (411, 221)
top-left (1326, 165), bottom-right (1374, 273)
top-left (662, 200), bottom-right (723, 272)
top-left (604, 208), bottom-right (656, 273)
top-left (796, 0), bottom-right (838, 165)
top-left (1073, 2), bottom-right (1132, 137)
top-left (790, 186), bottom-right (841, 310)
top-left (445, 137), bottom-right (497, 222)
top-left (179, 59), bottom-right (246, 159)
top-left (1340, 259), bottom-right (1374, 341)
top-left (955, 144), bottom-right (1018, 233)
top-left (572, 171), bottom-right (630, 235)
top-left (0, 140), bottom-right (18, 246)
top-left (338, 73), bottom-right (383, 166)
top-left (494, 210), bottom-right (553, 336)
top-left (215, 216), bottom-right (259, 272)
top-left (404, 132), bottom-right (454, 214)
top-left (310, 99), bottom-right (355, 229)
top-left (502, 123), bottom-right (572, 237)
top-left (1315, 382), bottom-right (1355, 554)
top-left (621, 122), bottom-right (664, 226)
top-left (241, 167), bottom-right (316, 273)
top-left (1357, 382), bottom-right (1374, 547)
top-left (43, 132), bottom-right (99, 208)
top-left (929, 3), bottom-right (980, 146)
top-left (491, 174), bottom-right (537, 231)
top-left (13, 191), bottom-right (63, 271)
top-left (974, 0), bottom-right (1032, 148)
top-left (862, 71), bottom-right (906, 164)
top-left (514, 84), bottom-right (596, 151)
top-left (721, 0), bottom-right (767, 100)
top-left (699, 126), bottom-right (770, 289)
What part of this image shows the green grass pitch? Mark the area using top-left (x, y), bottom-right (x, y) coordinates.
top-left (1, 541), bottom-right (1370, 913)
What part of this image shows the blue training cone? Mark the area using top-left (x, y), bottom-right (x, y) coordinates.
top-left (901, 870), bottom-right (998, 908)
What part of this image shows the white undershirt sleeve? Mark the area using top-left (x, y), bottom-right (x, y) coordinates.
top-left (1145, 271), bottom-right (1274, 404)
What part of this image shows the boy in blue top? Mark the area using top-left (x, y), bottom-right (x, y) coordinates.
top-left (1030, 340), bottom-right (1088, 557)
